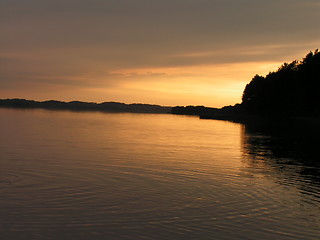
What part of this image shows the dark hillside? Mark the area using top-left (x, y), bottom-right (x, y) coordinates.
top-left (0, 99), bottom-right (171, 114)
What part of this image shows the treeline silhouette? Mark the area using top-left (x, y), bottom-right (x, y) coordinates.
top-left (242, 50), bottom-right (320, 117)
top-left (172, 50), bottom-right (320, 119)
top-left (0, 99), bottom-right (171, 114)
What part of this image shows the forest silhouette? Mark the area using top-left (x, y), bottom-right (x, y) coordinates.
top-left (242, 49), bottom-right (320, 117)
top-left (172, 49), bottom-right (320, 120)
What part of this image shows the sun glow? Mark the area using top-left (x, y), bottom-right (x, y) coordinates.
top-left (103, 61), bottom-right (284, 107)
top-left (0, 61), bottom-right (284, 107)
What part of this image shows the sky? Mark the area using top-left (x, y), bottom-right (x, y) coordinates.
top-left (1, 0), bottom-right (319, 107)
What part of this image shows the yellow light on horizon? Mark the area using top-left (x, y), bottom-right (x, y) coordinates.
top-left (0, 61), bottom-right (284, 108)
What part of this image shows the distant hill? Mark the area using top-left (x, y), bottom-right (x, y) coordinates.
top-left (0, 99), bottom-right (172, 114)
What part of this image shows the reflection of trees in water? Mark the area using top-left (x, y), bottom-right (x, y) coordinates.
top-left (240, 122), bottom-right (320, 193)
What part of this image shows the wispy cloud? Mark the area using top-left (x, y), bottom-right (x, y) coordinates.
top-left (1, 0), bottom-right (319, 106)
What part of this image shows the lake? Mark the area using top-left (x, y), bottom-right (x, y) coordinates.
top-left (0, 108), bottom-right (319, 240)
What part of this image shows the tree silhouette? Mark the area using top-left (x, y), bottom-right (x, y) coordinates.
top-left (242, 50), bottom-right (320, 117)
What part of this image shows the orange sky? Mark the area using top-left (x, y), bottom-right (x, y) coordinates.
top-left (1, 0), bottom-right (319, 107)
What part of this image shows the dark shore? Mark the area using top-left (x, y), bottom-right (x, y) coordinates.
top-left (200, 112), bottom-right (320, 127)
top-left (2, 98), bottom-right (319, 129)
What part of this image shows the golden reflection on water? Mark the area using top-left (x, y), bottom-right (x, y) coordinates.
top-left (0, 108), bottom-right (319, 240)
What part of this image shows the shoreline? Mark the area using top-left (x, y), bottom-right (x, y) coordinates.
top-left (199, 112), bottom-right (320, 130)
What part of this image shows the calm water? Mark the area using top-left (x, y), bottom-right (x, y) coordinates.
top-left (0, 108), bottom-right (319, 240)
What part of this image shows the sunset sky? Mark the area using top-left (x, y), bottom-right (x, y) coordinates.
top-left (1, 0), bottom-right (319, 107)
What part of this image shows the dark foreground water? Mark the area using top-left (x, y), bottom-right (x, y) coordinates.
top-left (0, 108), bottom-right (319, 240)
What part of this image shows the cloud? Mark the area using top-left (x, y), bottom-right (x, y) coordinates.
top-left (0, 0), bottom-right (319, 106)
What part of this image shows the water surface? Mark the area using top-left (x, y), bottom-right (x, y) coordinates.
top-left (0, 108), bottom-right (319, 240)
